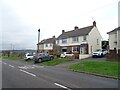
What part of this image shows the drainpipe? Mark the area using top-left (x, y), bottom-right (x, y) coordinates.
top-left (117, 30), bottom-right (118, 54)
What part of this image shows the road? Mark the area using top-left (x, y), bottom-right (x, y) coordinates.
top-left (1, 58), bottom-right (119, 89)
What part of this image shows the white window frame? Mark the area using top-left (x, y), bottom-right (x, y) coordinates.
top-left (62, 39), bottom-right (67, 44)
top-left (83, 36), bottom-right (87, 41)
top-left (72, 36), bottom-right (79, 42)
top-left (50, 43), bottom-right (52, 47)
top-left (45, 44), bottom-right (48, 47)
top-left (72, 46), bottom-right (78, 52)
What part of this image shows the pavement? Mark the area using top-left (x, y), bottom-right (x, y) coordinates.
top-left (1, 58), bottom-right (119, 89)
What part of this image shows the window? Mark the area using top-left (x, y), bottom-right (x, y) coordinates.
top-left (62, 47), bottom-right (67, 52)
top-left (83, 36), bottom-right (87, 41)
top-left (62, 39), bottom-right (67, 44)
top-left (50, 44), bottom-right (52, 47)
top-left (72, 47), bottom-right (78, 52)
top-left (57, 40), bottom-right (59, 44)
top-left (72, 37), bottom-right (79, 42)
top-left (97, 39), bottom-right (99, 45)
top-left (45, 44), bottom-right (48, 47)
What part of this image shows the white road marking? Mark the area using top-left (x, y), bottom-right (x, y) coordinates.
top-left (32, 65), bottom-right (44, 68)
top-left (20, 69), bottom-right (36, 77)
top-left (18, 65), bottom-right (35, 69)
top-left (9, 65), bottom-right (15, 68)
top-left (18, 65), bottom-right (44, 70)
top-left (54, 83), bottom-right (71, 90)
top-left (3, 62), bottom-right (7, 64)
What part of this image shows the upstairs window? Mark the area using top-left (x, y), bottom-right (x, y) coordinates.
top-left (62, 39), bottom-right (67, 44)
top-left (45, 44), bottom-right (48, 47)
top-left (72, 37), bottom-right (79, 42)
top-left (57, 40), bottom-right (59, 44)
top-left (83, 36), bottom-right (87, 41)
top-left (50, 44), bottom-right (52, 47)
top-left (97, 39), bottom-right (99, 45)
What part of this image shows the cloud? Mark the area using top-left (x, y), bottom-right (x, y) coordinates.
top-left (1, 0), bottom-right (118, 50)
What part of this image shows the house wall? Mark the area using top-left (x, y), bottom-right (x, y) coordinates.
top-left (57, 36), bottom-right (89, 46)
top-left (117, 30), bottom-right (120, 49)
top-left (39, 44), bottom-right (44, 50)
top-left (109, 33), bottom-right (117, 50)
top-left (88, 27), bottom-right (102, 54)
top-left (43, 43), bottom-right (53, 50)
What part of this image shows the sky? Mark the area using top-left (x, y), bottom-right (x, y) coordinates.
top-left (0, 0), bottom-right (119, 50)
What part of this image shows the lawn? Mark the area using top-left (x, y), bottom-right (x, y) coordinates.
top-left (68, 61), bottom-right (119, 78)
top-left (1, 56), bottom-right (22, 60)
top-left (39, 59), bottom-right (72, 66)
top-left (1, 56), bottom-right (34, 62)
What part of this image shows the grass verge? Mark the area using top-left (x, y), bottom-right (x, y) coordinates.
top-left (68, 61), bottom-right (119, 78)
top-left (1, 56), bottom-right (22, 60)
top-left (39, 59), bottom-right (72, 66)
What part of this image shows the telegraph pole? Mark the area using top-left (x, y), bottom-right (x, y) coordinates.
top-left (37, 29), bottom-right (40, 53)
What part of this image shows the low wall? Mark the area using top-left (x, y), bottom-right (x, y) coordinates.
top-left (79, 54), bottom-right (92, 60)
top-left (106, 49), bottom-right (120, 62)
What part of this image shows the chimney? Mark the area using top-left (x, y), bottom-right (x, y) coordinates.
top-left (93, 21), bottom-right (96, 27)
top-left (74, 26), bottom-right (79, 30)
top-left (62, 30), bottom-right (65, 33)
top-left (53, 36), bottom-right (55, 38)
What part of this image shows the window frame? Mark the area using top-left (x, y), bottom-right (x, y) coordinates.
top-left (72, 36), bottom-right (79, 42)
top-left (83, 35), bottom-right (87, 41)
top-left (72, 46), bottom-right (78, 52)
top-left (62, 39), bottom-right (67, 44)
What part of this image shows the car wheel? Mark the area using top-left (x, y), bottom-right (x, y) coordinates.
top-left (25, 59), bottom-right (28, 61)
top-left (50, 57), bottom-right (54, 60)
top-left (101, 54), bottom-right (103, 57)
top-left (38, 58), bottom-right (42, 62)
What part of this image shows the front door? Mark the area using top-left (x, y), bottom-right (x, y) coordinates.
top-left (80, 47), bottom-right (85, 54)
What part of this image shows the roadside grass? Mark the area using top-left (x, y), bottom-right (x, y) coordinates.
top-left (39, 58), bottom-right (72, 66)
top-left (24, 59), bottom-right (34, 62)
top-left (1, 56), bottom-right (21, 60)
top-left (68, 61), bottom-right (119, 78)
top-left (2, 56), bottom-right (34, 62)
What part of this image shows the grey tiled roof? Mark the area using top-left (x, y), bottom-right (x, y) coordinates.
top-left (38, 37), bottom-right (56, 44)
top-left (107, 27), bottom-right (120, 34)
top-left (57, 25), bottom-right (93, 39)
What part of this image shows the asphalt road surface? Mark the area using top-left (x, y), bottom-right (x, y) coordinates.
top-left (1, 58), bottom-right (119, 89)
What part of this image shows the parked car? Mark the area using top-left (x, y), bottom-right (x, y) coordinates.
top-left (60, 52), bottom-right (74, 58)
top-left (24, 53), bottom-right (34, 61)
top-left (92, 49), bottom-right (108, 58)
top-left (33, 53), bottom-right (54, 63)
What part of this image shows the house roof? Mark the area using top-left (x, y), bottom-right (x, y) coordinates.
top-left (107, 27), bottom-right (120, 34)
top-left (38, 37), bottom-right (56, 44)
top-left (57, 25), bottom-right (94, 40)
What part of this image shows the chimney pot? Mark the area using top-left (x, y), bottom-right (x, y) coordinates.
top-left (62, 30), bottom-right (65, 33)
top-left (93, 21), bottom-right (96, 27)
top-left (53, 36), bottom-right (55, 38)
top-left (74, 26), bottom-right (79, 30)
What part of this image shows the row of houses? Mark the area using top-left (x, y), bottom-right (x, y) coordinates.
top-left (37, 21), bottom-right (120, 60)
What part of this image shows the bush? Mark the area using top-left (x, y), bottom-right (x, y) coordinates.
top-left (52, 52), bottom-right (61, 57)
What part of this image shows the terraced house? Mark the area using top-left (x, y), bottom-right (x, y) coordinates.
top-left (56, 21), bottom-right (102, 59)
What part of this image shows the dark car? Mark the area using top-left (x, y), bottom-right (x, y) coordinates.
top-left (33, 53), bottom-right (54, 63)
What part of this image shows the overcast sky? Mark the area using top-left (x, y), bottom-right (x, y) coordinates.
top-left (1, 0), bottom-right (119, 50)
